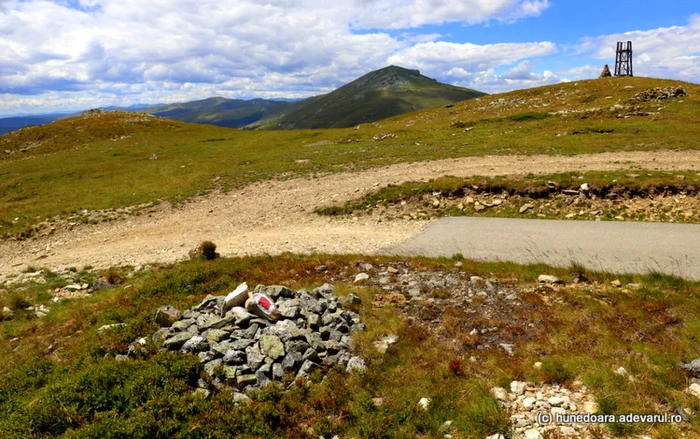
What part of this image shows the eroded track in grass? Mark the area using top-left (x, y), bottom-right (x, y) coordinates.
top-left (1, 150), bottom-right (700, 278)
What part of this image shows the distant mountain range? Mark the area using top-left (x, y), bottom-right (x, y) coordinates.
top-left (0, 115), bottom-right (66, 135)
top-left (0, 65), bottom-right (486, 135)
top-left (141, 97), bottom-right (305, 129)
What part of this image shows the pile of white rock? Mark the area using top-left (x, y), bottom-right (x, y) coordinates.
top-left (490, 379), bottom-right (606, 439)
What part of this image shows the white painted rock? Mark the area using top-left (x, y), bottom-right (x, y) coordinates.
top-left (221, 282), bottom-right (249, 316)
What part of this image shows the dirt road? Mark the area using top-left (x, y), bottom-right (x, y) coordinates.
top-left (1, 150), bottom-right (699, 278)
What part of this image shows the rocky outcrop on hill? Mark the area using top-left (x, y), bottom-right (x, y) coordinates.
top-left (633, 87), bottom-right (687, 102)
top-left (149, 283), bottom-right (365, 393)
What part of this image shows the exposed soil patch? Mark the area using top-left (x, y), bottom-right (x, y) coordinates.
top-left (322, 178), bottom-right (700, 224)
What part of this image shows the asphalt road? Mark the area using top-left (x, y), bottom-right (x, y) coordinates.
top-left (382, 217), bottom-right (700, 281)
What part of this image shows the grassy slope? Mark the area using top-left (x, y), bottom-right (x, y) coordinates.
top-left (0, 255), bottom-right (699, 437)
top-left (1, 77), bottom-right (699, 237)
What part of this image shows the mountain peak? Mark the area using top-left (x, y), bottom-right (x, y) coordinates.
top-left (276, 65), bottom-right (485, 129)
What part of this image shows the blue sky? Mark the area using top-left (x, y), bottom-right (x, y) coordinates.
top-left (0, 0), bottom-right (698, 117)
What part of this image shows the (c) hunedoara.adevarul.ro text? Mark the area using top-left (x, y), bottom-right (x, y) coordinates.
top-left (537, 413), bottom-right (683, 424)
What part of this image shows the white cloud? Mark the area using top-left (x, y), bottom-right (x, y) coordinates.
top-left (0, 0), bottom-right (556, 115)
top-left (387, 41), bottom-right (557, 91)
top-left (576, 14), bottom-right (700, 82)
top-left (350, 0), bottom-right (549, 29)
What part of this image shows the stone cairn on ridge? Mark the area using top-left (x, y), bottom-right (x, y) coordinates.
top-left (150, 283), bottom-right (366, 393)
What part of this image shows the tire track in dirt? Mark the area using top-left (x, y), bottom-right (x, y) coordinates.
top-left (1, 150), bottom-right (699, 277)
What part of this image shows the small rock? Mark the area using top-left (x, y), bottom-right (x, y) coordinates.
top-left (259, 334), bottom-right (285, 360)
top-left (686, 383), bottom-right (700, 398)
top-left (346, 356), bottom-right (367, 374)
top-left (611, 279), bottom-right (622, 288)
top-left (232, 392), bottom-right (251, 404)
top-left (678, 358), bottom-right (700, 377)
top-left (533, 362), bottom-right (542, 370)
top-left (440, 420), bottom-right (453, 431)
top-left (221, 282), bottom-right (249, 316)
top-left (538, 275), bottom-right (564, 285)
top-left (193, 388), bottom-right (210, 399)
top-left (583, 401), bottom-right (599, 414)
top-left (163, 332), bottom-right (195, 350)
top-left (155, 305), bottom-right (182, 327)
top-left (522, 397), bottom-right (536, 410)
top-left (510, 381), bottom-right (527, 396)
top-left (519, 203), bottom-right (534, 214)
top-left (373, 334), bottom-right (399, 354)
top-left (486, 435), bottom-right (505, 439)
top-left (344, 294), bottom-right (362, 305)
top-left (548, 396), bottom-right (565, 407)
top-left (354, 273), bottom-right (370, 282)
top-left (236, 374), bottom-right (257, 387)
top-left (614, 366), bottom-right (628, 376)
top-left (499, 343), bottom-right (514, 355)
top-left (490, 387), bottom-right (508, 401)
top-left (417, 397), bottom-right (430, 410)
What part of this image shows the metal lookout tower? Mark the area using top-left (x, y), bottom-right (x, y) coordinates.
top-left (615, 41), bottom-right (633, 77)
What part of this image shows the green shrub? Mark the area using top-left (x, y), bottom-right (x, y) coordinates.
top-left (507, 112), bottom-right (550, 122)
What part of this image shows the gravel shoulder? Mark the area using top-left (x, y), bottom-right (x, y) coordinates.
top-left (2, 150), bottom-right (700, 278)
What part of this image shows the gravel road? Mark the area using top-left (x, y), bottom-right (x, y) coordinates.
top-left (1, 149), bottom-right (699, 278)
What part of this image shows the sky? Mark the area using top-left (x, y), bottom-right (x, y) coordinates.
top-left (0, 0), bottom-right (698, 117)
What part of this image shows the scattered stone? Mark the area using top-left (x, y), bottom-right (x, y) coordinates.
top-left (614, 366), bottom-right (628, 376)
top-left (519, 203), bottom-right (534, 213)
top-left (344, 294), bottom-right (362, 305)
top-left (354, 273), bottom-right (370, 282)
top-left (678, 358), bottom-right (700, 377)
top-left (611, 279), bottom-right (622, 288)
top-left (346, 356), bottom-right (367, 374)
top-left (537, 275), bottom-right (564, 285)
top-left (490, 387), bottom-right (508, 401)
top-left (510, 381), bottom-right (527, 396)
top-left (634, 86), bottom-right (687, 102)
top-left (686, 383), bottom-right (700, 399)
top-left (547, 396), bottom-right (565, 407)
top-left (583, 401), bottom-right (599, 414)
top-left (417, 397), bottom-right (430, 410)
top-left (373, 334), bottom-right (399, 354)
top-left (193, 388), bottom-right (210, 399)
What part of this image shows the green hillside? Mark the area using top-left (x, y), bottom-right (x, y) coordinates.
top-left (275, 65), bottom-right (486, 129)
top-left (1, 76), bottom-right (698, 238)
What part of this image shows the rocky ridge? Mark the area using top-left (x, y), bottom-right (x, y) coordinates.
top-left (144, 283), bottom-right (366, 394)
